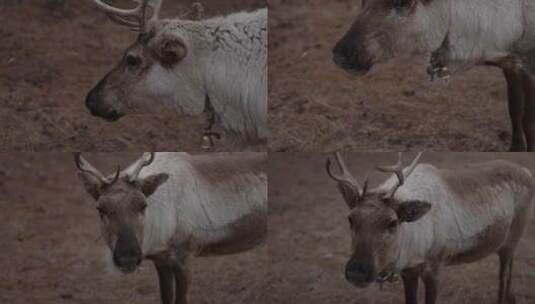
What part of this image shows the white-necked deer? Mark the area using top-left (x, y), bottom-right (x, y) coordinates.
top-left (86, 0), bottom-right (267, 143)
top-left (326, 152), bottom-right (534, 304)
top-left (74, 152), bottom-right (267, 304)
top-left (333, 0), bottom-right (535, 151)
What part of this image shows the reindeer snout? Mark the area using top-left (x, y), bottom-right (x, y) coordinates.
top-left (333, 36), bottom-right (372, 74)
top-left (345, 260), bottom-right (375, 287)
top-left (85, 87), bottom-right (123, 122)
top-left (113, 231), bottom-right (142, 272)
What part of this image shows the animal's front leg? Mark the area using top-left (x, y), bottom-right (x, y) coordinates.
top-left (498, 248), bottom-right (516, 304)
top-left (153, 260), bottom-right (175, 304)
top-left (172, 256), bottom-right (190, 304)
top-left (401, 269), bottom-right (419, 304)
top-left (521, 73), bottom-right (535, 151)
top-left (503, 68), bottom-right (527, 151)
top-left (422, 266), bottom-right (440, 304)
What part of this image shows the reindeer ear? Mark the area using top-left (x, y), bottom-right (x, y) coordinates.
top-left (155, 36), bottom-right (187, 68)
top-left (78, 172), bottom-right (103, 200)
top-left (395, 200), bottom-right (431, 222)
top-left (337, 183), bottom-right (359, 209)
top-left (137, 173), bottom-right (169, 197)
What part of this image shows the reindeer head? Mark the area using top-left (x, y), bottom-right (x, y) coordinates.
top-left (332, 0), bottom-right (447, 74)
top-left (86, 0), bottom-right (207, 121)
top-left (326, 152), bottom-right (430, 287)
top-left (75, 152), bottom-right (169, 273)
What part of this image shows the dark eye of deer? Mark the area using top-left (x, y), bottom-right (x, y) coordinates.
top-left (96, 206), bottom-right (107, 217)
top-left (393, 0), bottom-right (412, 10)
top-left (125, 54), bottom-right (141, 68)
top-left (387, 220), bottom-right (398, 233)
top-left (348, 217), bottom-right (354, 228)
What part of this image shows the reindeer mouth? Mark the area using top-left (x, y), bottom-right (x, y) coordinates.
top-left (376, 265), bottom-right (398, 285)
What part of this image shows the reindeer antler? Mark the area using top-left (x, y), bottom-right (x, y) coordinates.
top-left (326, 152), bottom-right (368, 200)
top-left (129, 152), bottom-right (155, 182)
top-left (74, 153), bottom-right (121, 185)
top-left (91, 0), bottom-right (164, 32)
top-left (377, 152), bottom-right (423, 198)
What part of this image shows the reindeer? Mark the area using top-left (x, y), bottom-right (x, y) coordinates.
top-left (74, 152), bottom-right (267, 304)
top-left (86, 0), bottom-right (267, 144)
top-left (332, 0), bottom-right (535, 151)
top-left (326, 152), bottom-right (534, 304)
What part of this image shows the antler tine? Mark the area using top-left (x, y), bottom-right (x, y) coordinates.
top-left (92, 0), bottom-right (164, 32)
top-left (107, 13), bottom-right (142, 30)
top-left (326, 152), bottom-right (365, 197)
top-left (110, 165), bottom-right (121, 184)
top-left (378, 152), bottom-right (424, 198)
top-left (376, 152), bottom-right (405, 187)
top-left (74, 152), bottom-right (109, 184)
top-left (129, 152), bottom-right (156, 181)
top-left (92, 0), bottom-right (143, 17)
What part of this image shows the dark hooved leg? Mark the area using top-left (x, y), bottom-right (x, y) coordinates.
top-left (498, 249), bottom-right (516, 304)
top-left (401, 269), bottom-right (420, 304)
top-left (522, 73), bottom-right (535, 151)
top-left (422, 267), bottom-right (439, 304)
top-left (172, 257), bottom-right (190, 304)
top-left (153, 260), bottom-right (175, 304)
top-left (503, 68), bottom-right (526, 151)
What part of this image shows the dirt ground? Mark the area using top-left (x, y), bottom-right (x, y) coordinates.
top-left (0, 153), bottom-right (267, 304)
top-left (0, 0), bottom-right (265, 152)
top-left (268, 153), bottom-right (535, 304)
top-left (268, 0), bottom-right (512, 152)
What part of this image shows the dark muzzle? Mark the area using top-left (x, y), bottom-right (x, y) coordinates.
top-left (113, 229), bottom-right (142, 273)
top-left (332, 34), bottom-right (372, 74)
top-left (345, 259), bottom-right (376, 287)
top-left (85, 82), bottom-right (123, 122)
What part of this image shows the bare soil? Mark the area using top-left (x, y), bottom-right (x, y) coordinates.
top-left (0, 153), bottom-right (267, 304)
top-left (268, 0), bottom-right (512, 152)
top-left (268, 153), bottom-right (535, 304)
top-left (0, 0), bottom-right (265, 152)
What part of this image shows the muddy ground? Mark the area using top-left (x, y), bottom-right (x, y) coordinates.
top-left (0, 153), bottom-right (267, 304)
top-left (268, 153), bottom-right (535, 304)
top-left (0, 0), bottom-right (265, 152)
top-left (269, 0), bottom-right (512, 152)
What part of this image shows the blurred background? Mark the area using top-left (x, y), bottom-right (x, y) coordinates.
top-left (0, 153), bottom-right (267, 304)
top-left (0, 0), bottom-right (265, 151)
top-left (268, 153), bottom-right (535, 304)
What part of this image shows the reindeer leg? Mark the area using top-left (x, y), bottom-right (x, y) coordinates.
top-left (172, 256), bottom-right (190, 304)
top-left (422, 266), bottom-right (439, 304)
top-left (401, 269), bottom-right (419, 304)
top-left (498, 248), bottom-right (516, 304)
top-left (503, 68), bottom-right (526, 151)
top-left (153, 260), bottom-right (175, 304)
top-left (522, 72), bottom-right (535, 151)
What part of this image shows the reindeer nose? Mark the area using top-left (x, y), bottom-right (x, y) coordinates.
top-left (345, 261), bottom-right (374, 285)
top-left (113, 230), bottom-right (142, 271)
top-left (333, 40), bottom-right (351, 67)
top-left (332, 36), bottom-right (371, 73)
top-left (85, 89), bottom-right (98, 113)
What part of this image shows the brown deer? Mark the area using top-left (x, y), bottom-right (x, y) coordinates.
top-left (326, 152), bottom-right (534, 304)
top-left (74, 152), bottom-right (267, 304)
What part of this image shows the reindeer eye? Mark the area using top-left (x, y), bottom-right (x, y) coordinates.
top-left (387, 220), bottom-right (398, 232)
top-left (96, 206), bottom-right (107, 217)
top-left (348, 217), bottom-right (354, 228)
top-left (393, 0), bottom-right (413, 9)
top-left (125, 54), bottom-right (141, 68)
